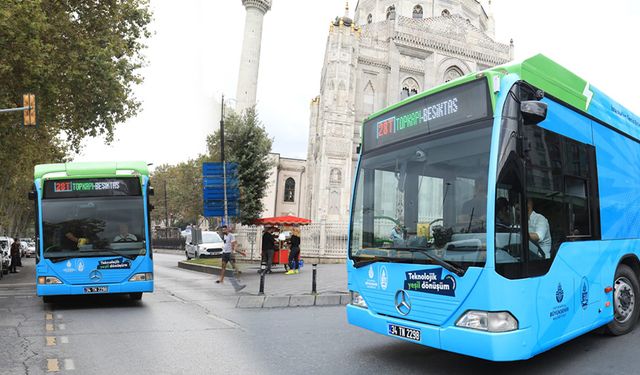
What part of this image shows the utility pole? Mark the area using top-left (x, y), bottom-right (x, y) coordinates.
top-left (164, 180), bottom-right (169, 229)
top-left (220, 95), bottom-right (229, 227)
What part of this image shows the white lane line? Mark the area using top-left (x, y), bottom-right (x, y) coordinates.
top-left (64, 358), bottom-right (75, 370)
top-left (60, 336), bottom-right (69, 344)
top-left (56, 313), bottom-right (63, 319)
top-left (57, 323), bottom-right (66, 330)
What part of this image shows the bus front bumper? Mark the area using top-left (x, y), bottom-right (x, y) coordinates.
top-left (37, 281), bottom-right (153, 296)
top-left (347, 304), bottom-right (534, 361)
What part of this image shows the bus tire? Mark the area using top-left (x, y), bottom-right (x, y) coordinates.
top-left (42, 296), bottom-right (53, 304)
top-left (130, 292), bottom-right (143, 301)
top-left (605, 264), bottom-right (640, 336)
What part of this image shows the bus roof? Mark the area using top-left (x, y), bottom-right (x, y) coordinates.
top-left (34, 161), bottom-right (149, 180)
top-left (365, 54), bottom-right (640, 141)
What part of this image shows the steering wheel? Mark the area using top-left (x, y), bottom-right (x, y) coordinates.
top-left (114, 237), bottom-right (136, 243)
top-left (44, 245), bottom-right (61, 253)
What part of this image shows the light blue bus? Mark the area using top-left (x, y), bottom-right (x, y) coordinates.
top-left (347, 55), bottom-right (640, 360)
top-left (32, 162), bottom-right (154, 302)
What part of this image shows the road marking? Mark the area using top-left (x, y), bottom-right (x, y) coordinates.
top-left (206, 314), bottom-right (245, 331)
top-left (57, 323), bottom-right (66, 330)
top-left (46, 313), bottom-right (53, 320)
top-left (60, 336), bottom-right (69, 344)
top-left (64, 359), bottom-right (75, 371)
top-left (46, 323), bottom-right (54, 331)
top-left (47, 358), bottom-right (60, 372)
top-left (56, 313), bottom-right (63, 319)
top-left (46, 336), bottom-right (56, 346)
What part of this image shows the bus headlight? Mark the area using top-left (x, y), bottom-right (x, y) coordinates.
top-left (38, 276), bottom-right (62, 285)
top-left (456, 310), bottom-right (518, 332)
top-left (350, 291), bottom-right (368, 308)
top-left (129, 273), bottom-right (153, 282)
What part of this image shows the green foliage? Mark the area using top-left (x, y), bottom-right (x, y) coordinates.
top-left (207, 107), bottom-right (274, 225)
top-left (150, 159), bottom-right (203, 228)
top-left (0, 0), bottom-right (151, 235)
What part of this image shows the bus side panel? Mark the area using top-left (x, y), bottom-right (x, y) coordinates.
top-left (531, 241), bottom-right (610, 355)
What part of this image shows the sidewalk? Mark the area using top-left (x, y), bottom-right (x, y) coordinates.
top-left (177, 258), bottom-right (349, 309)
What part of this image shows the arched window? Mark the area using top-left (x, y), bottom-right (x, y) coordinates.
top-left (284, 178), bottom-right (295, 202)
top-left (367, 13), bottom-right (372, 24)
top-left (363, 81), bottom-right (374, 116)
top-left (441, 9), bottom-right (451, 17)
top-left (400, 77), bottom-right (420, 99)
top-left (444, 66), bottom-right (464, 83)
top-left (386, 5), bottom-right (396, 20)
top-left (413, 5), bottom-right (423, 19)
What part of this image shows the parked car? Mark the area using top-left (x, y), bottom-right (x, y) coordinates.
top-left (0, 237), bottom-right (13, 275)
top-left (25, 241), bottom-right (36, 258)
top-left (19, 238), bottom-right (30, 257)
top-left (185, 231), bottom-right (224, 259)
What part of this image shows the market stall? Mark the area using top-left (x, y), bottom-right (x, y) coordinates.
top-left (254, 215), bottom-right (311, 271)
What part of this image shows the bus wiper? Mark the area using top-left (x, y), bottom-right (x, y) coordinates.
top-left (353, 256), bottom-right (398, 268)
top-left (48, 256), bottom-right (77, 263)
top-left (386, 247), bottom-right (466, 277)
top-left (81, 248), bottom-right (137, 260)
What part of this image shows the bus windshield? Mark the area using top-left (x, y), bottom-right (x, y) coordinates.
top-left (42, 197), bottom-right (146, 260)
top-left (349, 122), bottom-right (492, 270)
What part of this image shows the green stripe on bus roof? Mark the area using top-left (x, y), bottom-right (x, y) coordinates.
top-left (34, 161), bottom-right (149, 180)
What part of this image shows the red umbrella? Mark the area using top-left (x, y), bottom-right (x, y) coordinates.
top-left (254, 215), bottom-right (312, 226)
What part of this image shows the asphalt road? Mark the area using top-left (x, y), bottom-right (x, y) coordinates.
top-left (2, 253), bottom-right (640, 374)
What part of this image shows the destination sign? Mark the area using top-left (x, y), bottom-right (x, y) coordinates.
top-left (44, 178), bottom-right (142, 199)
top-left (363, 79), bottom-right (491, 152)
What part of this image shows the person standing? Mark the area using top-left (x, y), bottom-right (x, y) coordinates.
top-left (216, 225), bottom-right (246, 291)
top-left (285, 228), bottom-right (301, 275)
top-left (9, 238), bottom-right (20, 273)
top-left (261, 226), bottom-right (276, 274)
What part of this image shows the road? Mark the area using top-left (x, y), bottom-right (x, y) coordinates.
top-left (2, 253), bottom-right (640, 374)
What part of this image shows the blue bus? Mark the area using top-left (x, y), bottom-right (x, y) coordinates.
top-left (31, 161), bottom-right (154, 302)
top-left (347, 54), bottom-right (640, 360)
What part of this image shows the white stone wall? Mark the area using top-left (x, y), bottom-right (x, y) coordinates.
top-left (306, 0), bottom-right (512, 224)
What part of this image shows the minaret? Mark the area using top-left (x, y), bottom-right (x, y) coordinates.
top-left (236, 0), bottom-right (272, 113)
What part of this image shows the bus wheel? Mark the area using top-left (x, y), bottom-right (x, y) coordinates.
top-left (605, 264), bottom-right (640, 335)
top-left (130, 292), bottom-right (143, 301)
top-left (42, 296), bottom-right (53, 304)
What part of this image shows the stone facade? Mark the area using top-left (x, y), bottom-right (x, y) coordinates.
top-left (305, 0), bottom-right (512, 223)
top-left (261, 153), bottom-right (307, 218)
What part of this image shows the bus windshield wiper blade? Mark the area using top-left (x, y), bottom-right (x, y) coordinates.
top-left (387, 247), bottom-right (466, 276)
top-left (353, 256), bottom-right (397, 268)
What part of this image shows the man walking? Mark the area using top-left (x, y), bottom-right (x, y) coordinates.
top-left (216, 225), bottom-right (246, 292)
top-left (9, 238), bottom-right (20, 273)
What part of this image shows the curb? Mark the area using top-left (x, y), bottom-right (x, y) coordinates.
top-left (236, 293), bottom-right (348, 309)
top-left (177, 261), bottom-right (234, 277)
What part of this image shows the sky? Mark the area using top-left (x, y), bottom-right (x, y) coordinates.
top-left (78, 0), bottom-right (640, 168)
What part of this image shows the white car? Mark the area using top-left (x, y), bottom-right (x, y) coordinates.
top-left (26, 241), bottom-right (36, 258)
top-left (0, 237), bottom-right (13, 275)
top-left (185, 231), bottom-right (224, 259)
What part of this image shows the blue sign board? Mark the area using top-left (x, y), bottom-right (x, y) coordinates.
top-left (202, 162), bottom-right (239, 217)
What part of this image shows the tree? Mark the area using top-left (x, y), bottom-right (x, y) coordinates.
top-left (206, 107), bottom-right (274, 225)
top-left (0, 1), bottom-right (151, 235)
top-left (150, 160), bottom-right (203, 228)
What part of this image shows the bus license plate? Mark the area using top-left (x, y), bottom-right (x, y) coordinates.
top-left (84, 286), bottom-right (108, 293)
top-left (388, 324), bottom-right (421, 342)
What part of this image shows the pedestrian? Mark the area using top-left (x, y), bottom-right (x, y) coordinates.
top-left (9, 238), bottom-right (20, 273)
top-left (261, 226), bottom-right (276, 274)
top-left (216, 225), bottom-right (246, 291)
top-left (285, 227), bottom-right (301, 275)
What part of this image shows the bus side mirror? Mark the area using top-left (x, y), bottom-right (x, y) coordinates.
top-left (28, 191), bottom-right (35, 201)
top-left (356, 144), bottom-right (362, 154)
top-left (148, 186), bottom-right (155, 196)
top-left (148, 204), bottom-right (154, 211)
top-left (521, 101), bottom-right (548, 125)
